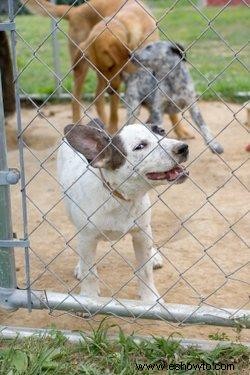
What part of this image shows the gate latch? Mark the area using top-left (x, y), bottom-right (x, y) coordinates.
top-left (0, 169), bottom-right (20, 185)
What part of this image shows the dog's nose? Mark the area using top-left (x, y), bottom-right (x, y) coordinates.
top-left (173, 143), bottom-right (189, 156)
top-left (130, 52), bottom-right (137, 61)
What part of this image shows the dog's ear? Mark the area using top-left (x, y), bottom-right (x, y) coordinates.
top-left (86, 118), bottom-right (105, 130)
top-left (170, 43), bottom-right (186, 61)
top-left (64, 124), bottom-right (126, 170)
top-left (64, 124), bottom-right (110, 168)
top-left (108, 42), bottom-right (130, 66)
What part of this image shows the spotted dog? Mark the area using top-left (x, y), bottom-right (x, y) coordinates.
top-left (57, 119), bottom-right (189, 302)
top-left (123, 41), bottom-right (223, 154)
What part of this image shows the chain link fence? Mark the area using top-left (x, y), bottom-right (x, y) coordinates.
top-left (0, 0), bottom-right (249, 343)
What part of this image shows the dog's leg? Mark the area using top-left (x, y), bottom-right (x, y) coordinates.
top-left (109, 91), bottom-right (120, 134)
top-left (124, 88), bottom-right (141, 125)
top-left (132, 228), bottom-right (161, 302)
top-left (189, 104), bottom-right (224, 154)
top-left (146, 100), bottom-right (163, 125)
top-left (95, 75), bottom-right (108, 125)
top-left (108, 77), bottom-right (121, 134)
top-left (125, 104), bottom-right (141, 125)
top-left (151, 247), bottom-right (163, 270)
top-left (170, 113), bottom-right (195, 140)
top-left (138, 88), bottom-right (162, 125)
top-left (72, 61), bottom-right (89, 123)
top-left (74, 232), bottom-right (100, 297)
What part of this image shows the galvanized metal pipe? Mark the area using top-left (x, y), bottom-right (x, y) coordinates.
top-left (0, 70), bottom-right (17, 306)
top-left (51, 0), bottom-right (62, 96)
top-left (8, 0), bottom-right (32, 311)
top-left (5, 289), bottom-right (250, 328)
top-left (1, 325), bottom-right (250, 350)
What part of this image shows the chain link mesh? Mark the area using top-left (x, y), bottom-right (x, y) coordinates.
top-left (2, 0), bottom-right (249, 339)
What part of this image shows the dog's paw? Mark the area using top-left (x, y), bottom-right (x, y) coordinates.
top-left (151, 248), bottom-right (163, 270)
top-left (74, 262), bottom-right (82, 280)
top-left (208, 140), bottom-right (224, 154)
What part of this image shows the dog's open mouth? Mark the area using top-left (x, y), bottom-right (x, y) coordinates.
top-left (146, 165), bottom-right (188, 181)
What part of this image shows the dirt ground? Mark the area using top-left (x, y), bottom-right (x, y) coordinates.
top-left (1, 101), bottom-right (249, 342)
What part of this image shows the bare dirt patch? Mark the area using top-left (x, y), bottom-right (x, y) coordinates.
top-left (2, 101), bottom-right (249, 342)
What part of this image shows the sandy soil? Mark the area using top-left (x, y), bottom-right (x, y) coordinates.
top-left (1, 101), bottom-right (249, 342)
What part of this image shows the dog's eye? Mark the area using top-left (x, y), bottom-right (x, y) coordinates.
top-left (133, 142), bottom-right (147, 151)
top-left (145, 45), bottom-right (151, 50)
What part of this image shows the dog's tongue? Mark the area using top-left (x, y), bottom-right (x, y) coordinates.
top-left (146, 166), bottom-right (184, 181)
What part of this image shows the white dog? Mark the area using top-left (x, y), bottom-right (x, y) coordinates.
top-left (57, 119), bottom-right (189, 302)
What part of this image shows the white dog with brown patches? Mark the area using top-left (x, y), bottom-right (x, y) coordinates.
top-left (57, 120), bottom-right (189, 302)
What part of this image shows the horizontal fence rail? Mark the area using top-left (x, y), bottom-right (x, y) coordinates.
top-left (3, 289), bottom-right (250, 328)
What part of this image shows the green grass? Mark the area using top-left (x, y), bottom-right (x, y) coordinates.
top-left (0, 322), bottom-right (249, 374)
top-left (14, 2), bottom-right (249, 102)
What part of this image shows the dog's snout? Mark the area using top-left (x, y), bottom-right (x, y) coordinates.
top-left (131, 52), bottom-right (138, 62)
top-left (173, 143), bottom-right (189, 156)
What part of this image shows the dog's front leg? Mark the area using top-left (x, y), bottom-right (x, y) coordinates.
top-left (109, 91), bottom-right (120, 134)
top-left (132, 228), bottom-right (161, 303)
top-left (146, 104), bottom-right (163, 125)
top-left (74, 232), bottom-right (99, 297)
top-left (124, 94), bottom-right (141, 125)
top-left (72, 61), bottom-right (89, 123)
top-left (108, 76), bottom-right (121, 134)
top-left (95, 74), bottom-right (108, 125)
top-left (189, 104), bottom-right (224, 154)
top-left (146, 90), bottom-right (163, 125)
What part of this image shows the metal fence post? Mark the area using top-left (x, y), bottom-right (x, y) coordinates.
top-left (0, 71), bottom-right (17, 311)
top-left (51, 0), bottom-right (62, 97)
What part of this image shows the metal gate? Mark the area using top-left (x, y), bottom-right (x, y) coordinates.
top-left (0, 0), bottom-right (249, 343)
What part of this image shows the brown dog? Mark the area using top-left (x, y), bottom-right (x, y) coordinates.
top-left (73, 1), bottom-right (159, 133)
top-left (20, 0), bottom-right (130, 118)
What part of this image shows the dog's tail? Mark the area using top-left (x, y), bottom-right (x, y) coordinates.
top-left (20, 0), bottom-right (71, 20)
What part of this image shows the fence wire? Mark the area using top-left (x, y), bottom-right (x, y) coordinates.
top-left (0, 0), bottom-right (249, 338)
